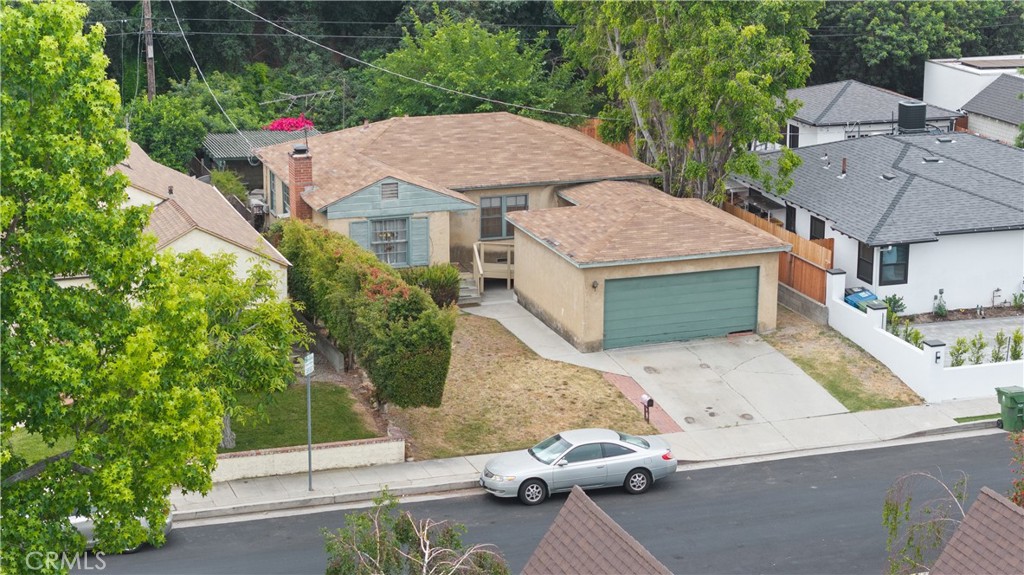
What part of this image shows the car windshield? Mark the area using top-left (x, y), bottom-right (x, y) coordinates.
top-left (617, 432), bottom-right (650, 449)
top-left (529, 434), bottom-right (572, 464)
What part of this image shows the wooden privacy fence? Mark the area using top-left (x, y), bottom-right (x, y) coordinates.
top-left (722, 202), bottom-right (832, 303)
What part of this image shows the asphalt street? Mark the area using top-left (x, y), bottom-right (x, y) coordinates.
top-left (83, 433), bottom-right (1016, 575)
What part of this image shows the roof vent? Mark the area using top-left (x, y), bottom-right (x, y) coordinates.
top-left (922, 156), bottom-right (942, 163)
top-left (881, 173), bottom-right (897, 181)
top-left (167, 185), bottom-right (173, 195)
top-left (936, 136), bottom-right (954, 143)
top-left (293, 143), bottom-right (309, 155)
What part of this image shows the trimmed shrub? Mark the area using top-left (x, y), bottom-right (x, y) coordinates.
top-left (1011, 328), bottom-right (1023, 361)
top-left (271, 220), bottom-right (454, 407)
top-left (398, 263), bottom-right (461, 308)
top-left (210, 169), bottom-right (248, 202)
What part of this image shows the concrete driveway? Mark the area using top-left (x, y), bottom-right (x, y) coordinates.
top-left (605, 336), bottom-right (847, 431)
top-left (466, 291), bottom-right (848, 433)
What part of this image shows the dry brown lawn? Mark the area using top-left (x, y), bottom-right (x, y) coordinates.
top-left (762, 306), bottom-right (923, 411)
top-left (389, 313), bottom-right (656, 460)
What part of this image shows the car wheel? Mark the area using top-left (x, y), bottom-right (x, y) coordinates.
top-left (624, 469), bottom-right (652, 495)
top-left (518, 479), bottom-right (547, 505)
top-left (997, 419), bottom-right (1004, 429)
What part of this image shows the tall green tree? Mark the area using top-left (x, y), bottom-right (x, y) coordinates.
top-left (809, 1), bottom-right (1024, 98)
top-left (358, 7), bottom-right (592, 124)
top-left (1, 1), bottom-right (304, 569)
top-left (127, 90), bottom-right (207, 172)
top-left (557, 0), bottom-right (820, 202)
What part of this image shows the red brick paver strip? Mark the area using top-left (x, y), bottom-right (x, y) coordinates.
top-left (602, 373), bottom-right (684, 433)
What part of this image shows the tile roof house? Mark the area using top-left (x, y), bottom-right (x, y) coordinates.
top-left (737, 131), bottom-right (1024, 315)
top-left (509, 181), bottom-right (788, 351)
top-left (962, 74), bottom-right (1024, 145)
top-left (257, 112), bottom-right (787, 350)
top-left (766, 80), bottom-right (960, 151)
top-left (931, 486), bottom-right (1024, 575)
top-left (200, 129), bottom-right (320, 189)
top-left (118, 142), bottom-right (290, 299)
top-left (522, 485), bottom-right (672, 575)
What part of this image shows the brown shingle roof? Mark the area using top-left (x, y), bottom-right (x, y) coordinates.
top-left (257, 112), bottom-right (660, 210)
top-left (931, 486), bottom-right (1024, 575)
top-left (118, 142), bottom-right (289, 267)
top-left (510, 181), bottom-right (789, 267)
top-left (522, 486), bottom-right (672, 575)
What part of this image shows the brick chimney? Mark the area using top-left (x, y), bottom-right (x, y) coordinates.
top-left (288, 143), bottom-right (314, 221)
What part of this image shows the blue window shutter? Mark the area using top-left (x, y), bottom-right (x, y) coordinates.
top-left (410, 217), bottom-right (429, 266)
top-left (349, 220), bottom-right (370, 250)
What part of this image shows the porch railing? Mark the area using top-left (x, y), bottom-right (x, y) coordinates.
top-left (472, 240), bottom-right (514, 294)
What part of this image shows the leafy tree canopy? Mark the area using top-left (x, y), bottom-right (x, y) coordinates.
top-left (557, 0), bottom-right (821, 202)
top-left (358, 6), bottom-right (592, 125)
top-left (1, 1), bottom-right (305, 569)
top-left (809, 1), bottom-right (1024, 98)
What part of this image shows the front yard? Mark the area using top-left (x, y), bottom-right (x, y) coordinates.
top-left (389, 313), bottom-right (656, 460)
top-left (762, 306), bottom-right (923, 411)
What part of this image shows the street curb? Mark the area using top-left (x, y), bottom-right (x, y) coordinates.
top-left (172, 478), bottom-right (481, 521)
top-left (172, 422), bottom-right (1003, 522)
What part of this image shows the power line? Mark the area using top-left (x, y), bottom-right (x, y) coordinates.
top-left (223, 0), bottom-right (607, 123)
top-left (165, 0), bottom-right (257, 159)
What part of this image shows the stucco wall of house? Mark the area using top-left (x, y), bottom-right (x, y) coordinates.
top-left (322, 211), bottom-right (451, 266)
top-left (515, 233), bottom-right (780, 351)
top-left (449, 184), bottom-right (558, 267)
top-left (786, 199), bottom-right (1024, 314)
top-left (163, 229), bottom-right (289, 300)
top-left (967, 114), bottom-right (1020, 145)
top-left (923, 60), bottom-right (1003, 111)
top-left (125, 185), bottom-right (163, 208)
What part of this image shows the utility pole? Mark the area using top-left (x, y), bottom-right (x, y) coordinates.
top-left (142, 0), bottom-right (156, 101)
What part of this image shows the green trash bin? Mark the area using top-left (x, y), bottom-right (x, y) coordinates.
top-left (996, 386), bottom-right (1024, 432)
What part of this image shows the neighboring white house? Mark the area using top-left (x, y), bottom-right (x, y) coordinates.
top-left (116, 142), bottom-right (290, 299)
top-left (962, 74), bottom-right (1024, 145)
top-left (737, 131), bottom-right (1024, 315)
top-left (758, 80), bottom-right (960, 152)
top-left (923, 54), bottom-right (1024, 111)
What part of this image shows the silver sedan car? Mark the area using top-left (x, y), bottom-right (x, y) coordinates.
top-left (71, 509), bottom-right (173, 553)
top-left (480, 428), bottom-right (677, 505)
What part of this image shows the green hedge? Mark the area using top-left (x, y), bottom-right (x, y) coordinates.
top-left (273, 220), bottom-right (455, 407)
top-left (398, 263), bottom-right (461, 308)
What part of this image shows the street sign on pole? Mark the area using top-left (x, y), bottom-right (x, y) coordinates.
top-left (304, 353), bottom-right (314, 491)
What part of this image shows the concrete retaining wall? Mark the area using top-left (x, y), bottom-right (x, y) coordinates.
top-left (825, 269), bottom-right (1024, 402)
top-left (213, 436), bottom-right (405, 482)
top-left (778, 284), bottom-right (828, 325)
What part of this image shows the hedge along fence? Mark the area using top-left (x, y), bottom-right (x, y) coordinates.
top-left (272, 220), bottom-right (456, 407)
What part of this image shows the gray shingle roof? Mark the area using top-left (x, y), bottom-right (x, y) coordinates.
top-left (204, 130), bottom-right (321, 161)
top-left (742, 133), bottom-right (1024, 245)
top-left (963, 74), bottom-right (1024, 125)
top-left (522, 486), bottom-right (672, 575)
top-left (931, 486), bottom-right (1024, 575)
top-left (789, 80), bottom-right (960, 126)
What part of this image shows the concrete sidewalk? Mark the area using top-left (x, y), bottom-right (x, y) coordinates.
top-left (171, 289), bottom-right (1005, 522)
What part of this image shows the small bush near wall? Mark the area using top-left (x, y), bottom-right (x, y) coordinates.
top-left (272, 220), bottom-right (456, 408)
top-left (398, 263), bottom-right (461, 308)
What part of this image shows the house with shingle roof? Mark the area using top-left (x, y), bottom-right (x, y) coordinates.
top-left (931, 486), bottom-right (1024, 575)
top-left (118, 141), bottom-right (290, 299)
top-left (256, 112), bottom-right (660, 270)
top-left (923, 54), bottom-right (1024, 112)
top-left (962, 74), bottom-right (1024, 145)
top-left (737, 131), bottom-right (1024, 315)
top-left (200, 129), bottom-right (321, 189)
top-left (766, 80), bottom-right (960, 151)
top-left (522, 485), bottom-right (672, 575)
top-left (258, 112), bottom-right (787, 351)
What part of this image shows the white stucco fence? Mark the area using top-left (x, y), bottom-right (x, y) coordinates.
top-left (825, 269), bottom-right (1024, 402)
top-left (213, 436), bottom-right (406, 482)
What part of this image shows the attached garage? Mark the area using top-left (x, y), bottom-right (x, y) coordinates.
top-left (603, 267), bottom-right (759, 349)
top-left (507, 181), bottom-right (789, 352)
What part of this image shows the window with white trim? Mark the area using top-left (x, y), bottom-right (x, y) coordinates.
top-left (371, 219), bottom-right (408, 266)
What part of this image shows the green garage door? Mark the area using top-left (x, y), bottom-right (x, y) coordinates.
top-left (603, 267), bottom-right (759, 349)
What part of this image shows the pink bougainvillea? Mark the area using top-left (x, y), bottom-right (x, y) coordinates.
top-left (264, 113), bottom-right (314, 131)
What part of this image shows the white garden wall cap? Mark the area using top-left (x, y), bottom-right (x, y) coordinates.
top-left (216, 436), bottom-right (401, 460)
